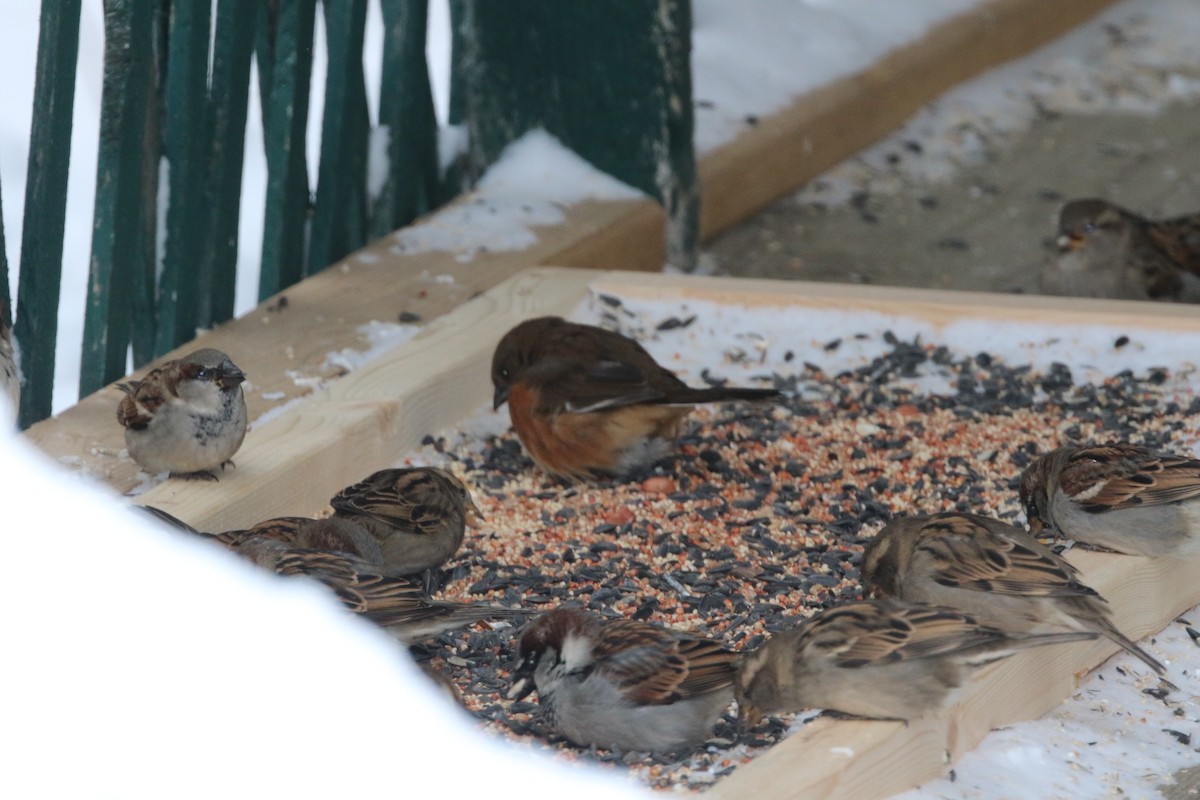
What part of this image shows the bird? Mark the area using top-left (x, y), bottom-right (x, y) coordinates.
top-left (138, 508), bottom-right (524, 643)
top-left (507, 607), bottom-right (739, 753)
top-left (329, 467), bottom-right (481, 576)
top-left (490, 316), bottom-right (780, 480)
top-left (1, 304), bottom-right (18, 425)
top-left (1019, 444), bottom-right (1200, 558)
top-left (1041, 198), bottom-right (1200, 302)
top-left (862, 512), bottom-right (1167, 676)
top-left (116, 348), bottom-right (247, 480)
top-left (734, 599), bottom-right (1096, 723)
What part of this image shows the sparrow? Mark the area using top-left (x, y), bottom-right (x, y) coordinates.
top-left (507, 607), bottom-right (739, 753)
top-left (138, 507), bottom-right (524, 643)
top-left (238, 529), bottom-right (526, 643)
top-left (1041, 198), bottom-right (1200, 301)
top-left (116, 348), bottom-right (247, 480)
top-left (1019, 444), bottom-right (1200, 558)
top-left (491, 316), bottom-right (780, 480)
top-left (862, 512), bottom-right (1166, 676)
top-left (329, 467), bottom-right (482, 576)
top-left (734, 599), bottom-right (1096, 723)
top-left (1, 306), bottom-right (18, 425)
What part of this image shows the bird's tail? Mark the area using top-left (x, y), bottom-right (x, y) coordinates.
top-left (674, 386), bottom-right (782, 405)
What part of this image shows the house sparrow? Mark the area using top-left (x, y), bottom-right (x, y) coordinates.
top-left (139, 508), bottom-right (523, 643)
top-left (491, 316), bottom-right (780, 480)
top-left (862, 512), bottom-right (1166, 676)
top-left (238, 530), bottom-right (525, 643)
top-left (1, 307), bottom-right (18, 425)
top-left (734, 599), bottom-right (1096, 722)
top-left (330, 467), bottom-right (481, 576)
top-left (117, 348), bottom-right (247, 480)
top-left (1019, 444), bottom-right (1200, 558)
top-left (1041, 198), bottom-right (1200, 301)
top-left (507, 607), bottom-right (739, 753)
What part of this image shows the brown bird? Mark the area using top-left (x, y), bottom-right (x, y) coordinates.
top-left (1020, 444), bottom-right (1200, 558)
top-left (735, 599), bottom-right (1096, 723)
top-left (329, 467), bottom-right (481, 576)
top-left (1042, 198), bottom-right (1200, 301)
top-left (508, 607), bottom-right (739, 753)
top-left (862, 512), bottom-right (1166, 676)
top-left (138, 508), bottom-right (523, 643)
top-left (116, 348), bottom-right (247, 480)
top-left (491, 316), bottom-right (780, 480)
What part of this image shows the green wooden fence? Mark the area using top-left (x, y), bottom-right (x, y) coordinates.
top-left (7, 0), bottom-right (696, 429)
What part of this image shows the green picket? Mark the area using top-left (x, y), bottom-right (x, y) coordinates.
top-left (259, 0), bottom-right (317, 300)
top-left (0, 177), bottom-right (10, 330)
top-left (204, 0), bottom-right (257, 325)
top-left (80, 0), bottom-right (162, 397)
top-left (371, 0), bottom-right (440, 239)
top-left (308, 0), bottom-right (370, 274)
top-left (155, 1), bottom-right (214, 355)
top-left (14, 0), bottom-right (82, 428)
top-left (451, 0), bottom-right (698, 266)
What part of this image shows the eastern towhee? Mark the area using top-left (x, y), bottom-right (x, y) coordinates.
top-left (490, 316), bottom-right (780, 480)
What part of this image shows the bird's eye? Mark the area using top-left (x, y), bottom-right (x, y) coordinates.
top-left (195, 368), bottom-right (210, 380)
top-left (1082, 222), bottom-right (1096, 234)
top-left (499, 367), bottom-right (510, 380)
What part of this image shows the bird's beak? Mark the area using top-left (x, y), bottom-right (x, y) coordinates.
top-left (219, 367), bottom-right (246, 389)
top-left (1056, 233), bottom-right (1083, 252)
top-left (506, 672), bottom-right (536, 702)
top-left (507, 651), bottom-right (538, 701)
top-left (493, 385), bottom-right (510, 410)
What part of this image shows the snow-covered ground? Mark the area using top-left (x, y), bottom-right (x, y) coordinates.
top-left (0, 429), bottom-right (648, 800)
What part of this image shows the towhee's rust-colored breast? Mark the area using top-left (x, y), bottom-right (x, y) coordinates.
top-left (491, 316), bottom-right (780, 480)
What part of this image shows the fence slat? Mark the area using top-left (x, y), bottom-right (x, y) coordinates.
top-left (452, 1), bottom-right (698, 268)
top-left (0, 178), bottom-right (10, 330)
top-left (308, 0), bottom-right (369, 274)
top-left (655, 0), bottom-right (698, 271)
top-left (259, 0), bottom-right (317, 300)
top-left (80, 0), bottom-right (162, 397)
top-left (204, 0), bottom-right (257, 324)
top-left (154, 1), bottom-right (214, 355)
top-left (13, 0), bottom-right (82, 427)
top-left (369, 0), bottom-right (440, 239)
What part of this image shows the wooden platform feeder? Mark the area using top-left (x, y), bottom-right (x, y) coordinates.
top-left (26, 2), bottom-right (1193, 798)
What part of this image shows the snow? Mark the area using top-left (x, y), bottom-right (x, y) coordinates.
top-left (796, 0), bottom-right (1200, 205)
top-left (691, 0), bottom-right (981, 153)
top-left (390, 128), bottom-right (647, 261)
top-left (892, 619), bottom-right (1200, 799)
top-left (0, 426), bottom-right (648, 800)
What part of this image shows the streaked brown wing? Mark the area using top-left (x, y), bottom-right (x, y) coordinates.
top-left (1146, 216), bottom-right (1200, 274)
top-left (593, 620), bottom-right (734, 704)
top-left (1063, 446), bottom-right (1200, 510)
top-left (918, 515), bottom-right (1093, 598)
top-left (799, 602), bottom-right (999, 667)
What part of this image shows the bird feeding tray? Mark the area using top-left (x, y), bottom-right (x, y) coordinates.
top-left (72, 268), bottom-right (1200, 797)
